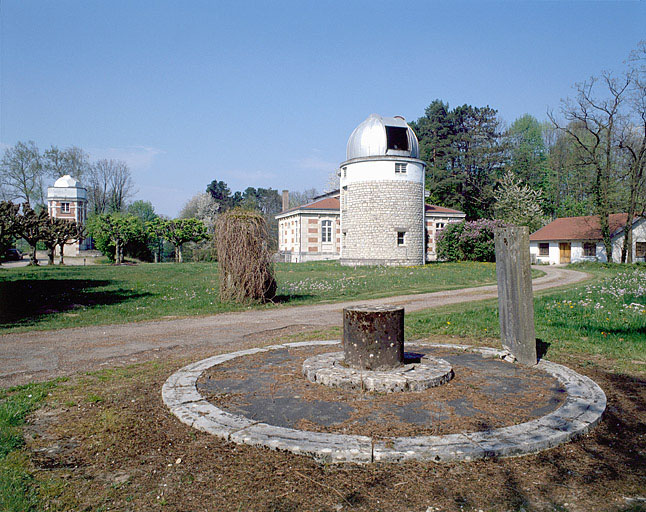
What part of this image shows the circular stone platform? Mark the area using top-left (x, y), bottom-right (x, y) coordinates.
top-left (302, 352), bottom-right (453, 392)
top-left (162, 341), bottom-right (606, 464)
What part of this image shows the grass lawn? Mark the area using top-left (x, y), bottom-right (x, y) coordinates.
top-left (0, 260), bottom-right (503, 333)
top-left (405, 262), bottom-right (646, 372)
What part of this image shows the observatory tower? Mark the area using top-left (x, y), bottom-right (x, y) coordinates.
top-left (339, 114), bottom-right (426, 266)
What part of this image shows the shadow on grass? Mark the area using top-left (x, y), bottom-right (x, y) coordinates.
top-left (0, 279), bottom-right (150, 328)
top-left (271, 294), bottom-right (316, 304)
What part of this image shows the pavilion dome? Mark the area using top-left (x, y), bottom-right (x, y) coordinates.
top-left (346, 113), bottom-right (420, 161)
top-left (53, 175), bottom-right (81, 188)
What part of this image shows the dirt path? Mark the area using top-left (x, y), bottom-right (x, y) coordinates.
top-left (0, 266), bottom-right (589, 388)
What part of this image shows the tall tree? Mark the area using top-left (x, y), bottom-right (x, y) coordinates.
top-left (43, 146), bottom-right (90, 182)
top-left (127, 200), bottom-right (157, 223)
top-left (548, 72), bottom-right (632, 262)
top-left (206, 180), bottom-right (234, 211)
top-left (617, 41), bottom-right (646, 262)
top-left (87, 159), bottom-right (134, 214)
top-left (0, 141), bottom-right (44, 206)
top-left (410, 100), bottom-right (506, 219)
top-left (505, 114), bottom-right (549, 191)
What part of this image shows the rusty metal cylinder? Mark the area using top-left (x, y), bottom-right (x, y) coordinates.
top-left (343, 305), bottom-right (404, 370)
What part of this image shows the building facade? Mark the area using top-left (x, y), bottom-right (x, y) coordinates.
top-left (47, 174), bottom-right (90, 255)
top-left (276, 192), bottom-right (465, 263)
top-left (529, 214), bottom-right (646, 264)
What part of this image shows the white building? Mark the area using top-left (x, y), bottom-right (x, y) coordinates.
top-left (529, 214), bottom-right (646, 264)
top-left (275, 191), bottom-right (465, 263)
top-left (46, 174), bottom-right (90, 255)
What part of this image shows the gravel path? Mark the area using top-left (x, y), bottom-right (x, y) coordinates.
top-left (0, 266), bottom-right (589, 387)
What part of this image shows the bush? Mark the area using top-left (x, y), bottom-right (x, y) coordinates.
top-left (215, 208), bottom-right (276, 303)
top-left (437, 219), bottom-right (506, 262)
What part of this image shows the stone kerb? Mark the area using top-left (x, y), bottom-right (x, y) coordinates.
top-left (162, 341), bottom-right (606, 464)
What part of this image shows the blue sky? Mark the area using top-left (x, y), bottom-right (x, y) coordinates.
top-left (1, 1), bottom-right (644, 216)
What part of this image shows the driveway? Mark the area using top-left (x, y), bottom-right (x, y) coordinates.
top-left (0, 266), bottom-right (589, 388)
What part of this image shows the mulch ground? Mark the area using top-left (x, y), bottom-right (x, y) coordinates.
top-left (198, 345), bottom-right (565, 438)
top-left (23, 337), bottom-right (645, 512)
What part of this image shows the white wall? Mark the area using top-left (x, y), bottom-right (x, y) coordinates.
top-left (340, 159), bottom-right (425, 186)
top-left (612, 218), bottom-right (646, 262)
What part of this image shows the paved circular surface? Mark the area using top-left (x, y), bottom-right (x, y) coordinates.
top-left (302, 352), bottom-right (453, 392)
top-left (162, 341), bottom-right (606, 464)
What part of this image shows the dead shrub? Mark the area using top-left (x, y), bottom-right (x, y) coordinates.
top-left (215, 208), bottom-right (277, 303)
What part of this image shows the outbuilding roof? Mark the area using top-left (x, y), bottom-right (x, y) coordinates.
top-left (276, 197), bottom-right (466, 219)
top-left (529, 214), bottom-right (634, 241)
top-left (425, 204), bottom-right (465, 215)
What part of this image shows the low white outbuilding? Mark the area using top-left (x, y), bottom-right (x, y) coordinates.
top-left (529, 214), bottom-right (646, 264)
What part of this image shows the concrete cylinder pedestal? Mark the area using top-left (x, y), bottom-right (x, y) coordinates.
top-left (343, 305), bottom-right (404, 370)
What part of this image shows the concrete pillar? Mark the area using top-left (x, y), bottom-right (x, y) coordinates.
top-left (494, 226), bottom-right (537, 366)
top-left (343, 305), bottom-right (404, 370)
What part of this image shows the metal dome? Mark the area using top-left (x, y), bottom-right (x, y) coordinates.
top-left (346, 114), bottom-right (420, 160)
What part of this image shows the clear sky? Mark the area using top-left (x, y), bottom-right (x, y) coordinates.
top-left (1, 1), bottom-right (644, 216)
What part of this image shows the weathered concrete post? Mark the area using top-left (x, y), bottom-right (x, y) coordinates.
top-left (343, 305), bottom-right (404, 370)
top-left (494, 226), bottom-right (537, 366)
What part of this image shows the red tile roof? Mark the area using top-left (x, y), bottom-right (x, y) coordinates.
top-left (278, 197), bottom-right (340, 215)
top-left (425, 204), bottom-right (465, 214)
top-left (529, 214), bottom-right (633, 241)
top-left (278, 199), bottom-right (465, 216)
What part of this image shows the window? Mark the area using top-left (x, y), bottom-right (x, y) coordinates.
top-left (397, 231), bottom-right (405, 246)
top-left (321, 220), bottom-right (332, 243)
top-left (636, 242), bottom-right (646, 258)
top-left (583, 242), bottom-right (596, 257)
top-left (436, 222), bottom-right (445, 229)
top-left (60, 202), bottom-right (70, 213)
top-left (386, 126), bottom-right (409, 151)
top-left (395, 163), bottom-right (407, 174)
top-left (539, 243), bottom-right (549, 257)
top-left (342, 167), bottom-right (347, 178)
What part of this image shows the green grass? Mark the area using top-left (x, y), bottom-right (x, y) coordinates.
top-left (406, 262), bottom-right (646, 367)
top-left (0, 260), bottom-right (504, 333)
top-left (0, 380), bottom-right (63, 512)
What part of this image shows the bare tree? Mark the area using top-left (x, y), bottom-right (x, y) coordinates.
top-left (108, 160), bottom-right (134, 212)
top-left (0, 141), bottom-right (44, 206)
top-left (87, 159), bottom-right (134, 214)
top-left (43, 146), bottom-right (90, 182)
top-left (617, 41), bottom-right (646, 262)
top-left (549, 72), bottom-right (632, 262)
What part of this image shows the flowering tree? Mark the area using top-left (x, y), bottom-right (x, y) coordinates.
top-left (494, 170), bottom-right (546, 233)
top-left (437, 219), bottom-right (506, 262)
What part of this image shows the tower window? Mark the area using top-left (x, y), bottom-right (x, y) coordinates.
top-left (386, 126), bottom-right (409, 151)
top-left (60, 202), bottom-right (70, 213)
top-left (395, 163), bottom-right (407, 174)
top-left (321, 220), bottom-right (332, 243)
top-left (342, 167), bottom-right (347, 178)
top-left (397, 231), bottom-right (405, 246)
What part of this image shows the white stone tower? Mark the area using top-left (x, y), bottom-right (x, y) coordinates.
top-left (47, 175), bottom-right (89, 254)
top-left (339, 114), bottom-right (426, 266)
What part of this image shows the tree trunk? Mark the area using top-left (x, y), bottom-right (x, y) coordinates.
top-left (47, 246), bottom-right (55, 265)
top-left (178, 244), bottom-right (183, 263)
top-left (29, 244), bottom-right (38, 266)
top-left (58, 243), bottom-right (65, 265)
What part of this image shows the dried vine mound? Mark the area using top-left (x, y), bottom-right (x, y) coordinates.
top-left (215, 208), bottom-right (277, 303)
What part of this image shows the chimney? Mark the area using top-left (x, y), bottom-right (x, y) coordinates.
top-left (282, 190), bottom-right (289, 212)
